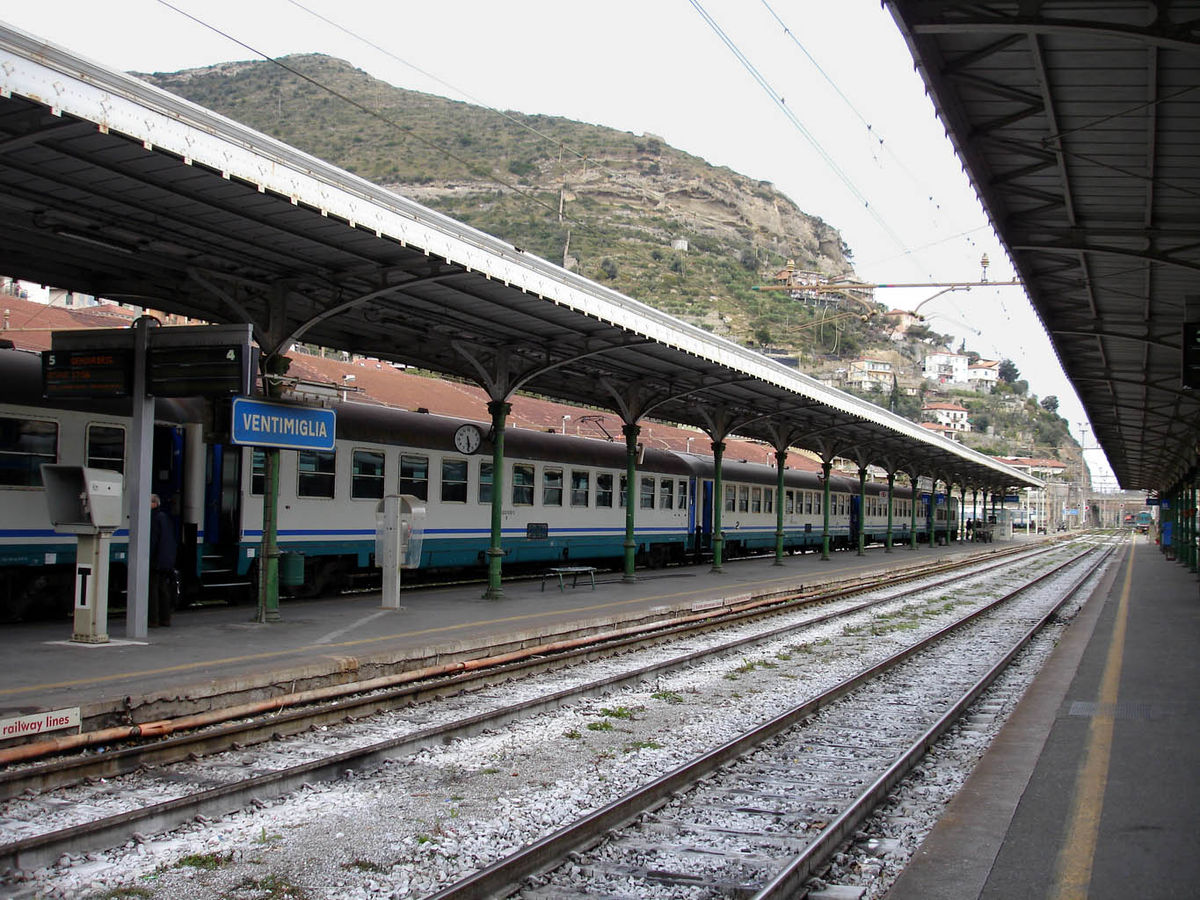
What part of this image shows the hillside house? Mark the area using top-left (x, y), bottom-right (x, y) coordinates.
top-left (922, 401), bottom-right (971, 432)
top-left (846, 358), bottom-right (894, 392)
top-left (968, 359), bottom-right (1000, 393)
top-left (922, 351), bottom-right (970, 385)
top-left (920, 421), bottom-right (962, 442)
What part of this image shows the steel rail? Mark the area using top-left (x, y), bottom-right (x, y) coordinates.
top-left (0, 544), bottom-right (1055, 872)
top-left (1, 544), bottom-right (1041, 798)
top-left (752, 543), bottom-right (1115, 898)
top-left (424, 543), bottom-right (1109, 899)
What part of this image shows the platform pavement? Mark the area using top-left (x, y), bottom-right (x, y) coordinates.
top-left (887, 534), bottom-right (1200, 900)
top-left (0, 539), bottom-right (1005, 729)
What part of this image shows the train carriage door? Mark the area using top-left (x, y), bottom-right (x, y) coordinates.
top-left (699, 478), bottom-right (714, 551)
top-left (850, 494), bottom-right (861, 546)
top-left (203, 443), bottom-right (243, 551)
top-left (151, 422), bottom-right (186, 573)
top-left (687, 476), bottom-right (698, 548)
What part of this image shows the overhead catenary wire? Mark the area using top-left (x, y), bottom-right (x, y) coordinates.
top-left (687, 0), bottom-right (913, 264)
top-left (757, 0), bottom-right (995, 279)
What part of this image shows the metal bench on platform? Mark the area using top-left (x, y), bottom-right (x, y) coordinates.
top-left (541, 566), bottom-right (598, 592)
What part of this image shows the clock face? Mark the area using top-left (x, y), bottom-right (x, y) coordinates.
top-left (454, 424), bottom-right (482, 454)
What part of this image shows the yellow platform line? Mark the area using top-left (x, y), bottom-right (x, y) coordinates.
top-left (1051, 541), bottom-right (1133, 899)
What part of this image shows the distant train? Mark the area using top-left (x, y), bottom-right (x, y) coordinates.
top-left (0, 347), bottom-right (958, 621)
top-left (1124, 510), bottom-right (1153, 534)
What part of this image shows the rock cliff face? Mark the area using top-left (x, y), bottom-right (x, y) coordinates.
top-left (139, 54), bottom-right (852, 320)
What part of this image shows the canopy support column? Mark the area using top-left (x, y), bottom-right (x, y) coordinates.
top-left (622, 423), bottom-right (640, 583)
top-left (483, 400), bottom-right (511, 600)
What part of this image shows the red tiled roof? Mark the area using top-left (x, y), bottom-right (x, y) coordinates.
top-left (1, 296), bottom-right (821, 470)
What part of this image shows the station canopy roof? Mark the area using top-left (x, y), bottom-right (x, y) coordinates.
top-left (0, 24), bottom-right (1037, 491)
top-left (887, 2), bottom-right (1200, 492)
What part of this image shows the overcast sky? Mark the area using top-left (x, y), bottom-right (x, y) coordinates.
top-left (2, 0), bottom-right (1118, 487)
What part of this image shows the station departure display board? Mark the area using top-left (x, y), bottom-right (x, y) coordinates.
top-left (42, 348), bottom-right (134, 399)
top-left (148, 344), bottom-right (249, 397)
top-left (43, 324), bottom-right (255, 399)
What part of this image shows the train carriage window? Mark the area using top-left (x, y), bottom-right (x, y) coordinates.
top-left (619, 474), bottom-right (628, 508)
top-left (596, 472), bottom-right (613, 508)
top-left (814, 493), bottom-right (821, 515)
top-left (786, 490), bottom-right (795, 515)
top-left (441, 458), bottom-right (468, 503)
top-left (512, 463), bottom-right (534, 506)
top-left (764, 487), bottom-right (773, 515)
top-left (805, 492), bottom-right (813, 515)
top-left (725, 484), bottom-right (736, 513)
top-left (399, 454), bottom-right (429, 501)
top-left (250, 448), bottom-right (265, 496)
top-left (298, 449), bottom-right (336, 498)
top-left (478, 461), bottom-right (493, 504)
top-left (0, 416), bottom-right (57, 487)
top-left (751, 486), bottom-right (762, 514)
top-left (570, 470), bottom-right (590, 507)
top-left (543, 467), bottom-right (563, 506)
top-left (640, 476), bottom-right (655, 510)
top-left (351, 449), bottom-right (385, 500)
top-left (86, 424), bottom-right (125, 475)
top-left (660, 477), bottom-right (674, 510)
top-left (738, 485), bottom-right (750, 513)
top-left (678, 480), bottom-right (687, 507)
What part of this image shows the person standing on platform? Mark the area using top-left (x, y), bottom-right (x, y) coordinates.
top-left (148, 493), bottom-right (177, 627)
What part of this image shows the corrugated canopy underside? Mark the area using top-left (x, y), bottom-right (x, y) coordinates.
top-left (888, 1), bottom-right (1200, 491)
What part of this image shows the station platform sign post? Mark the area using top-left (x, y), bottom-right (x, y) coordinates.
top-left (231, 396), bottom-right (337, 623)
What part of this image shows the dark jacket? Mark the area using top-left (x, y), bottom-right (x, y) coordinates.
top-left (149, 506), bottom-right (178, 572)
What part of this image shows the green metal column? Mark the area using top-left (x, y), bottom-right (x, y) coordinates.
top-left (885, 471), bottom-right (895, 553)
top-left (256, 352), bottom-right (290, 624)
top-left (821, 461), bottom-right (832, 561)
top-left (258, 447), bottom-right (281, 623)
top-left (711, 441), bottom-right (726, 573)
top-left (856, 467), bottom-right (867, 556)
top-left (483, 400), bottom-right (510, 600)
top-left (774, 449), bottom-right (787, 566)
top-left (622, 423), bottom-right (640, 583)
top-left (927, 480), bottom-right (937, 546)
top-left (909, 475), bottom-right (919, 550)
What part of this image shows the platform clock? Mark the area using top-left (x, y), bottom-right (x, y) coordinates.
top-left (453, 423), bottom-right (483, 454)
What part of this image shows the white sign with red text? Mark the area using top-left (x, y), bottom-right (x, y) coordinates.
top-left (0, 707), bottom-right (80, 741)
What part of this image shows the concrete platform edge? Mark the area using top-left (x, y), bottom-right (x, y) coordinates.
top-left (884, 543), bottom-right (1125, 900)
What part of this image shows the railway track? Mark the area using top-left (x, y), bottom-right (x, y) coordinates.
top-left (0, 539), bottom-right (1106, 896)
top-left (0, 545), bottom-right (1041, 794)
top-left (431, 540), bottom-right (1114, 899)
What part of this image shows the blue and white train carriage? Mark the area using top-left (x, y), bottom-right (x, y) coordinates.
top-left (0, 346), bottom-right (956, 620)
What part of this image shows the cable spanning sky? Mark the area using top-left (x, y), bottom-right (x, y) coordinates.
top-left (1, 0), bottom-right (1118, 487)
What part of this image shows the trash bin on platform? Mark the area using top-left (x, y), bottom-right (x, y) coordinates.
top-left (279, 551), bottom-right (305, 587)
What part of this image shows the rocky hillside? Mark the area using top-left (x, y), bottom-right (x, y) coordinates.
top-left (141, 54), bottom-right (852, 344)
top-left (138, 54), bottom-right (1078, 463)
